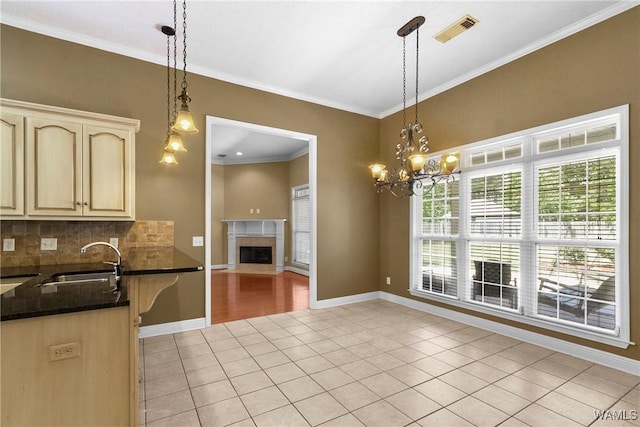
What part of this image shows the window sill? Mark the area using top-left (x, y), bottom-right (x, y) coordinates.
top-left (409, 288), bottom-right (630, 349)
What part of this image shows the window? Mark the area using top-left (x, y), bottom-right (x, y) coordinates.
top-left (292, 185), bottom-right (310, 266)
top-left (410, 105), bottom-right (629, 347)
top-left (418, 181), bottom-right (459, 297)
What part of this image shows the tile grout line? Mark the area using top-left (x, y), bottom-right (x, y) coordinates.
top-left (142, 301), bottom-right (638, 427)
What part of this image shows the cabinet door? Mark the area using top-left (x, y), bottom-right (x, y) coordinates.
top-left (0, 113), bottom-right (24, 216)
top-left (26, 117), bottom-right (82, 216)
top-left (82, 126), bottom-right (133, 217)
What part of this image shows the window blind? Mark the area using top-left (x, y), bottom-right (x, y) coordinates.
top-left (292, 185), bottom-right (310, 266)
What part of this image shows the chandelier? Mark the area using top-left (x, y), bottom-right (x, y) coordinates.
top-left (160, 0), bottom-right (197, 165)
top-left (369, 16), bottom-right (460, 197)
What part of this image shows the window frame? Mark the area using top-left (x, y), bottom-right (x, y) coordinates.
top-left (409, 105), bottom-right (630, 348)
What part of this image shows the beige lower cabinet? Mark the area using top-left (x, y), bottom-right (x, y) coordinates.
top-left (0, 273), bottom-right (179, 426)
top-left (1, 98), bottom-right (139, 220)
top-left (0, 307), bottom-right (131, 426)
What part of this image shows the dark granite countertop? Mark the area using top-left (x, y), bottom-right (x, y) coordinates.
top-left (1, 246), bottom-right (203, 321)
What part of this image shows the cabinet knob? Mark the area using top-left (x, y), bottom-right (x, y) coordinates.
top-left (76, 202), bottom-right (81, 206)
top-left (83, 202), bottom-right (88, 206)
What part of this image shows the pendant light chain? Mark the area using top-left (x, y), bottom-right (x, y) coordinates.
top-left (173, 0), bottom-right (178, 124)
top-left (173, 0), bottom-right (178, 120)
top-left (181, 0), bottom-right (189, 94)
top-left (166, 32), bottom-right (171, 136)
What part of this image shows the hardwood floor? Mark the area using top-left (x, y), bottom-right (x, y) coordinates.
top-left (211, 270), bottom-right (309, 323)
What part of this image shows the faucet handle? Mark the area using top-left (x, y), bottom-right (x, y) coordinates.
top-left (103, 261), bottom-right (117, 266)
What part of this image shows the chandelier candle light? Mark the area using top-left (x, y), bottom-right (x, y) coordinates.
top-left (369, 16), bottom-right (460, 197)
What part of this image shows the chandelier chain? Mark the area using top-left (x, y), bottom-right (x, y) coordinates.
top-left (368, 16), bottom-right (461, 197)
top-left (402, 36), bottom-right (406, 128)
top-left (415, 27), bottom-right (419, 124)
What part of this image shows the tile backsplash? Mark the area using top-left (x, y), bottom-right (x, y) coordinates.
top-left (0, 220), bottom-right (174, 267)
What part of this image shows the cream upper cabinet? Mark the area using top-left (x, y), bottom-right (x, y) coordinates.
top-left (2, 98), bottom-right (139, 220)
top-left (83, 126), bottom-right (133, 217)
top-left (26, 117), bottom-right (83, 216)
top-left (0, 113), bottom-right (25, 216)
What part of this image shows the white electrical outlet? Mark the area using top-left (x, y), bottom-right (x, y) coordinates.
top-left (250, 208), bottom-right (254, 214)
top-left (41, 238), bottom-right (57, 251)
top-left (48, 342), bottom-right (81, 362)
top-left (109, 237), bottom-right (119, 248)
top-left (192, 236), bottom-right (204, 247)
top-left (386, 276), bottom-right (391, 285)
top-left (256, 208), bottom-right (261, 214)
top-left (3, 238), bottom-right (15, 252)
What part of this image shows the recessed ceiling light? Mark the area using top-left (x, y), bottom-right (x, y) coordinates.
top-left (236, 151), bottom-right (243, 156)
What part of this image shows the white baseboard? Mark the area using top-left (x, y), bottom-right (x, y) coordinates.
top-left (312, 291), bottom-right (381, 309)
top-left (380, 291), bottom-right (640, 376)
top-left (211, 264), bottom-right (228, 270)
top-left (285, 266), bottom-right (310, 276)
top-left (139, 317), bottom-right (207, 339)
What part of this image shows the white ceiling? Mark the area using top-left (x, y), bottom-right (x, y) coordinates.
top-left (1, 0), bottom-right (635, 162)
top-left (209, 125), bottom-right (308, 165)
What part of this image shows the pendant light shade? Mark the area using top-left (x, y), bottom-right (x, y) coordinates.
top-left (172, 94), bottom-right (198, 134)
top-left (166, 131), bottom-right (187, 152)
top-left (159, 148), bottom-right (179, 165)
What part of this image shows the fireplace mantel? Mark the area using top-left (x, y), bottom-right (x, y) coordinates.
top-left (222, 219), bottom-right (286, 272)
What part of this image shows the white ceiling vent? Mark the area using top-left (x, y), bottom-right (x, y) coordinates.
top-left (434, 14), bottom-right (479, 43)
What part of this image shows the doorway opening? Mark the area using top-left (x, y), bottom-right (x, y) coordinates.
top-left (204, 116), bottom-right (318, 326)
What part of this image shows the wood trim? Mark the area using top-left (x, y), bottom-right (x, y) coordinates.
top-left (1, 98), bottom-right (140, 131)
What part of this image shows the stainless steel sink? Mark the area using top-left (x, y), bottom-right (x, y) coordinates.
top-left (40, 271), bottom-right (116, 287)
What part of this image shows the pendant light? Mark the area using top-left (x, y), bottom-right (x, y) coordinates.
top-left (166, 0), bottom-right (187, 153)
top-left (171, 0), bottom-right (198, 134)
top-left (159, 23), bottom-right (182, 165)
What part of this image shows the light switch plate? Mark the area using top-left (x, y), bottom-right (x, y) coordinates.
top-left (3, 238), bottom-right (15, 251)
top-left (41, 238), bottom-right (57, 251)
top-left (109, 237), bottom-right (119, 248)
top-left (192, 236), bottom-right (204, 247)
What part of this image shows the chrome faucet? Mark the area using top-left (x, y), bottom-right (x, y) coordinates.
top-left (80, 242), bottom-right (122, 289)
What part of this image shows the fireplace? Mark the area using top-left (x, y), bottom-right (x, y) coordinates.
top-left (240, 246), bottom-right (273, 264)
top-left (223, 219), bottom-right (286, 272)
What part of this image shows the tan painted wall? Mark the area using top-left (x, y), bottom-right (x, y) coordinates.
top-left (222, 160), bottom-right (289, 267)
top-left (211, 164), bottom-right (225, 265)
top-left (0, 24), bottom-right (380, 325)
top-left (223, 162), bottom-right (290, 219)
top-left (379, 7), bottom-right (640, 360)
top-left (289, 154), bottom-right (309, 188)
top-left (210, 155), bottom-right (309, 267)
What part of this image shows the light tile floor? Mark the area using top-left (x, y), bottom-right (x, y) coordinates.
top-left (140, 300), bottom-right (640, 427)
